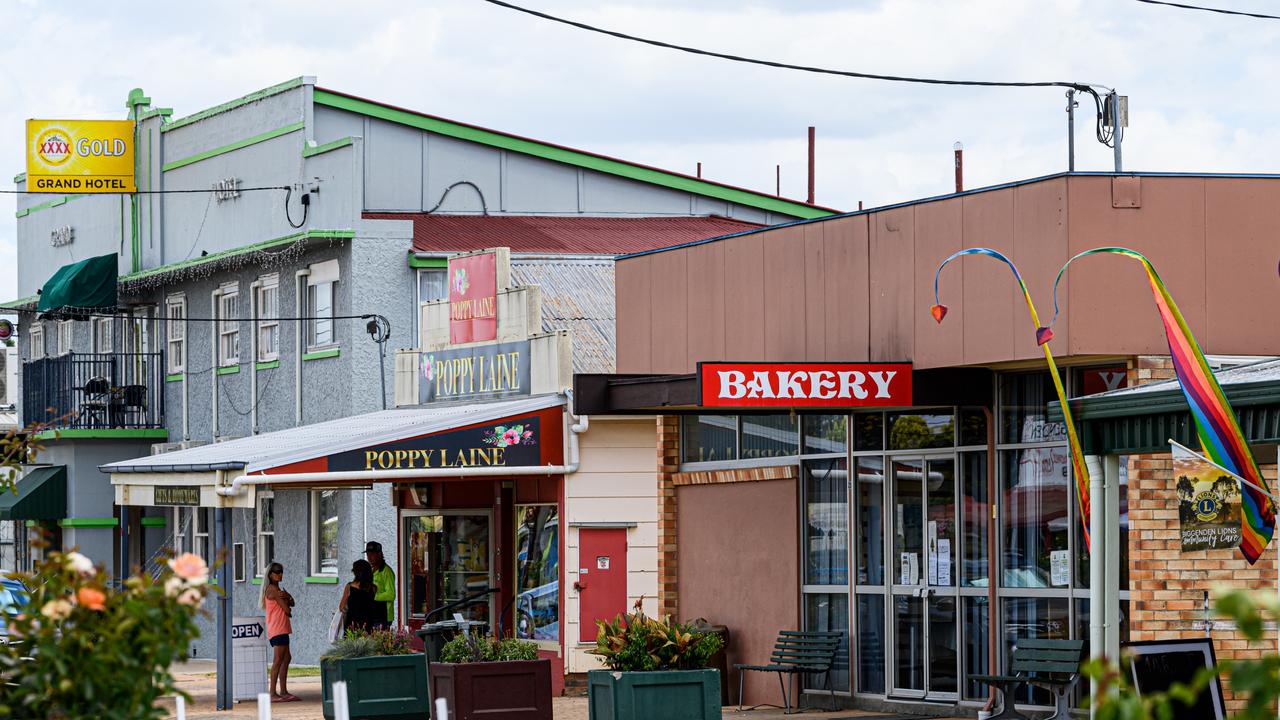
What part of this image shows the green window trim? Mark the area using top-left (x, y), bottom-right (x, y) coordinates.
top-left (13, 172), bottom-right (25, 183)
top-left (408, 253), bottom-right (448, 269)
top-left (303, 347), bottom-right (340, 362)
top-left (256, 360), bottom-right (280, 371)
top-left (15, 193), bottom-right (87, 218)
top-left (59, 518), bottom-right (118, 528)
top-left (163, 121), bottom-right (306, 172)
top-left (35, 429), bottom-right (168, 441)
top-left (251, 577), bottom-right (263, 585)
top-left (315, 88), bottom-right (836, 219)
top-left (302, 136), bottom-right (355, 158)
top-left (304, 575), bottom-right (340, 585)
top-left (216, 365), bottom-right (241, 376)
top-left (0, 296), bottom-right (37, 311)
top-left (163, 77), bottom-right (307, 132)
top-left (120, 229), bottom-right (354, 285)
top-left (166, 373), bottom-right (185, 383)
top-left (140, 516), bottom-right (167, 528)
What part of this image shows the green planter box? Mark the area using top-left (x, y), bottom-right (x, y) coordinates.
top-left (321, 653), bottom-right (430, 720)
top-left (587, 668), bottom-right (720, 720)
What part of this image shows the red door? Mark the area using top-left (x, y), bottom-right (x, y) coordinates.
top-left (577, 528), bottom-right (628, 631)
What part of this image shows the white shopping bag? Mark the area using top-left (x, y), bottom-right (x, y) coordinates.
top-left (328, 610), bottom-right (344, 643)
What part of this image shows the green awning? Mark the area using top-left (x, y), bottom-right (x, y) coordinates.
top-left (0, 466), bottom-right (67, 521)
top-left (36, 253), bottom-right (118, 313)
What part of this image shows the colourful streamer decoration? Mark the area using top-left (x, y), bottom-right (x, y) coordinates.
top-left (932, 248), bottom-right (1093, 549)
top-left (1047, 247), bottom-right (1275, 564)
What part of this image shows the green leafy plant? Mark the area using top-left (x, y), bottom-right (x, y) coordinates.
top-left (0, 542), bottom-right (211, 719)
top-left (440, 633), bottom-right (539, 663)
top-left (589, 599), bottom-right (723, 672)
top-left (1086, 586), bottom-right (1280, 720)
top-left (322, 626), bottom-right (416, 661)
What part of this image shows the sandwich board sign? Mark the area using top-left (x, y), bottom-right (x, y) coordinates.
top-left (232, 616), bottom-right (268, 700)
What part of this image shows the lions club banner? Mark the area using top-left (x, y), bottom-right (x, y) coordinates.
top-left (1173, 441), bottom-right (1242, 553)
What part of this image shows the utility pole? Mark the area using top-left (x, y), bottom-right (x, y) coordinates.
top-left (953, 141), bottom-right (964, 193)
top-left (1066, 89), bottom-right (1077, 172)
top-left (1111, 92), bottom-right (1124, 172)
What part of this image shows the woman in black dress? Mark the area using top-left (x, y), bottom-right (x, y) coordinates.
top-left (339, 559), bottom-right (380, 634)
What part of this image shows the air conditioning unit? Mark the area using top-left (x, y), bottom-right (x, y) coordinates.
top-left (151, 440), bottom-right (208, 455)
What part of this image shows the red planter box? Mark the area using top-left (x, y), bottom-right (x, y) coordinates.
top-left (428, 658), bottom-right (553, 720)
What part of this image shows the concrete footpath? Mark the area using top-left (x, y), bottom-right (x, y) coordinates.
top-left (158, 661), bottom-right (962, 719)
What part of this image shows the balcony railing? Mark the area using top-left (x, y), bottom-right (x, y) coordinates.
top-left (22, 352), bottom-right (165, 430)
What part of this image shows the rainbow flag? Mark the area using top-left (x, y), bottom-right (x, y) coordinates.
top-left (932, 248), bottom-right (1093, 549)
top-left (1047, 247), bottom-right (1275, 564)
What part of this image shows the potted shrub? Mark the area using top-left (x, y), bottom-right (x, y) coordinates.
top-left (429, 634), bottom-right (551, 720)
top-left (321, 627), bottom-right (429, 720)
top-left (587, 600), bottom-right (723, 720)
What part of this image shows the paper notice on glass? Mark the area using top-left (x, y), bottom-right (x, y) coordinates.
top-left (937, 539), bottom-right (952, 586)
top-left (900, 553), bottom-right (910, 584)
top-left (927, 521), bottom-right (939, 584)
top-left (1050, 549), bottom-right (1069, 587)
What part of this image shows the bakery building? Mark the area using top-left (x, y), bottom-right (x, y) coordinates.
top-left (575, 172), bottom-right (1280, 715)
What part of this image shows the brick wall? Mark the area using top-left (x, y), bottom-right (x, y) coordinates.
top-left (657, 415), bottom-right (680, 618)
top-left (1125, 356), bottom-right (1279, 714)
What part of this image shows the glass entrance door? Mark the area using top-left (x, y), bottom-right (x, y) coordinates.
top-left (888, 455), bottom-right (959, 701)
top-left (402, 511), bottom-right (493, 631)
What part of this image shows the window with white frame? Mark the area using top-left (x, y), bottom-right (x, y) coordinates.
top-left (126, 307), bottom-right (152, 354)
top-left (29, 324), bottom-right (44, 360)
top-left (170, 507), bottom-right (192, 554)
top-left (57, 320), bottom-right (74, 356)
top-left (193, 508), bottom-right (210, 560)
top-left (256, 276), bottom-right (280, 362)
top-left (92, 317), bottom-right (113, 354)
top-left (218, 287), bottom-right (239, 366)
top-left (417, 268), bottom-right (448, 303)
top-left (166, 295), bottom-right (186, 373)
top-left (307, 260), bottom-right (338, 349)
top-left (256, 491), bottom-right (274, 577)
top-left (310, 490), bottom-right (339, 575)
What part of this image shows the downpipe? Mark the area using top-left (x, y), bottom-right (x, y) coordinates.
top-left (216, 392), bottom-right (589, 497)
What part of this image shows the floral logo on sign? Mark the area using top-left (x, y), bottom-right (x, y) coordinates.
top-left (453, 268), bottom-right (470, 296)
top-left (483, 423), bottom-right (536, 448)
top-left (421, 354), bottom-right (435, 382)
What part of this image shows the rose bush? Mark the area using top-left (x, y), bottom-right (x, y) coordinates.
top-left (0, 543), bottom-right (210, 719)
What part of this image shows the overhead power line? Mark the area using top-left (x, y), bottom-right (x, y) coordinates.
top-left (1133, 0), bottom-right (1280, 19)
top-left (0, 185), bottom-right (291, 195)
top-left (481, 0), bottom-right (1111, 93)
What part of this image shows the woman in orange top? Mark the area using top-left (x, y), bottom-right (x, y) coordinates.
top-left (261, 562), bottom-right (298, 702)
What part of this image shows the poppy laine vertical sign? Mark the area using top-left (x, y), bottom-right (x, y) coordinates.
top-left (449, 251), bottom-right (498, 344)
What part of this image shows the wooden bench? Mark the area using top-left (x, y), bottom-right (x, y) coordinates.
top-left (734, 630), bottom-right (843, 714)
top-left (971, 638), bottom-right (1086, 720)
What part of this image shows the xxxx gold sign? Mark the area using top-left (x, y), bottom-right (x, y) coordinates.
top-left (328, 415), bottom-right (542, 472)
top-left (419, 340), bottom-right (530, 404)
top-left (26, 119), bottom-right (136, 193)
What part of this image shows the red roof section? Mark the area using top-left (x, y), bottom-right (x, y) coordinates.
top-left (363, 213), bottom-right (764, 255)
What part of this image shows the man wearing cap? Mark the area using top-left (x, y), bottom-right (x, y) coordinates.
top-left (365, 541), bottom-right (395, 629)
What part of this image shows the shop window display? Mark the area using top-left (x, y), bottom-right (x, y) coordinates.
top-left (515, 505), bottom-right (559, 642)
top-left (403, 514), bottom-right (491, 624)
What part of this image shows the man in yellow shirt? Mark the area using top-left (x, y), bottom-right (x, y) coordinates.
top-left (365, 541), bottom-right (396, 628)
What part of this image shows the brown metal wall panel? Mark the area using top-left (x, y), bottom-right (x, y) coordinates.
top-left (649, 249), bottom-right (689, 374)
top-left (869, 207), bottom-right (915, 361)
top-left (685, 241), bottom-right (727, 366)
top-left (1203, 178), bottom-right (1280, 354)
top-left (1067, 176), bottom-right (1205, 356)
top-left (803, 223), bottom-right (828, 360)
top-left (723, 231), bottom-right (766, 363)
top-left (615, 257), bottom-right (652, 373)
top-left (762, 226), bottom-right (808, 360)
top-left (959, 189), bottom-right (1017, 365)
top-left (822, 216), bottom-right (870, 360)
top-left (1011, 177), bottom-right (1070, 361)
top-left (913, 197), bottom-right (965, 368)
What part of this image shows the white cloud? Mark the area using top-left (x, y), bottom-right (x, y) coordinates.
top-left (3, 0), bottom-right (1280, 300)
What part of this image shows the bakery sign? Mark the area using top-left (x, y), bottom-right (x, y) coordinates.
top-left (699, 362), bottom-right (912, 408)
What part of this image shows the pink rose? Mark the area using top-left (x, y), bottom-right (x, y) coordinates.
top-left (502, 429), bottom-right (521, 446)
top-left (168, 553), bottom-right (209, 585)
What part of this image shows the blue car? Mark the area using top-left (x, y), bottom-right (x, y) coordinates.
top-left (0, 576), bottom-right (30, 643)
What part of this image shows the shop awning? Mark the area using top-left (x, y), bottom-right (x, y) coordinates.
top-left (37, 253), bottom-right (118, 314)
top-left (0, 466), bottom-right (67, 521)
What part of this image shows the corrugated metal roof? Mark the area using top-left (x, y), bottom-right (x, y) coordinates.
top-left (102, 395), bottom-right (565, 475)
top-left (364, 214), bottom-right (762, 255)
top-left (511, 258), bottom-right (615, 374)
top-left (1084, 357), bottom-right (1280, 400)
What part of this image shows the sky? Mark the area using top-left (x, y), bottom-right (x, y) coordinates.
top-left (4, 0), bottom-right (1280, 300)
